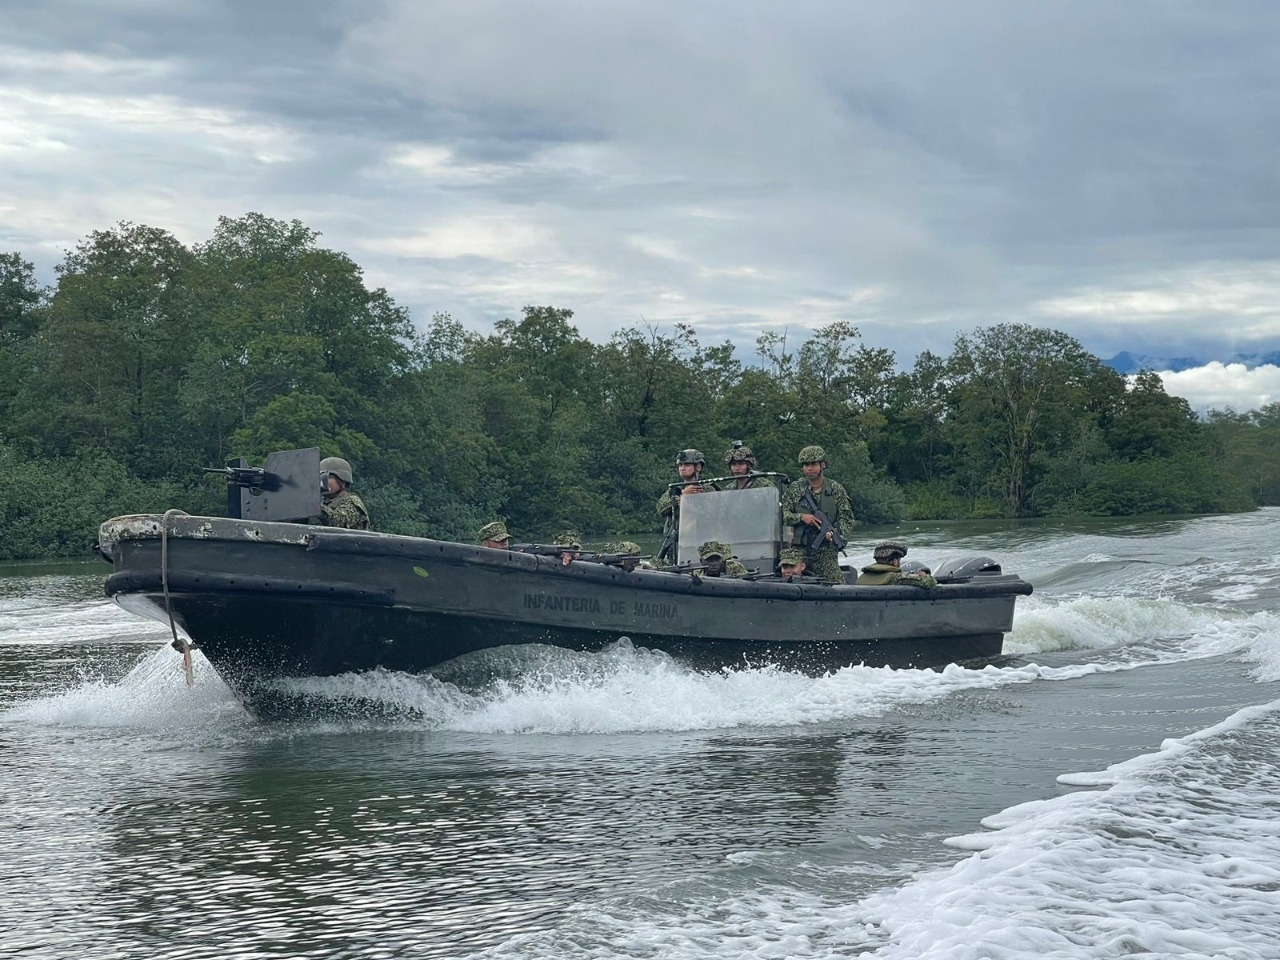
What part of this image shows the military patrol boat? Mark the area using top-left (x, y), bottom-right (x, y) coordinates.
top-left (98, 448), bottom-right (1033, 720)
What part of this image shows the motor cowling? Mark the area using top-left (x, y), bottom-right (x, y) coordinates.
top-left (932, 556), bottom-right (1002, 582)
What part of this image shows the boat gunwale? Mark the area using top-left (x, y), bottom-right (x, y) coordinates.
top-left (100, 514), bottom-right (1033, 605)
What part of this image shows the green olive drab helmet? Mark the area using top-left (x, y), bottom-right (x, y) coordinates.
top-left (320, 456), bottom-right (354, 485)
top-left (797, 445), bottom-right (827, 465)
top-left (676, 448), bottom-right (706, 467)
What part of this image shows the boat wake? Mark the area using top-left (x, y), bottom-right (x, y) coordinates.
top-left (9, 592), bottom-right (1279, 736)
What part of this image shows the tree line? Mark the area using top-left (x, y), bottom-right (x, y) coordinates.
top-left (1, 214), bottom-right (1276, 561)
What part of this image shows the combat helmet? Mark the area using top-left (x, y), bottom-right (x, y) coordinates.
top-left (319, 456), bottom-right (353, 485)
top-left (797, 445), bottom-right (826, 465)
top-left (724, 441), bottom-right (757, 465)
top-left (873, 539), bottom-right (908, 562)
top-left (676, 448), bottom-right (706, 467)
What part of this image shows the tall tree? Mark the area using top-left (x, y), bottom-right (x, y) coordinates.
top-left (946, 324), bottom-right (1117, 517)
top-left (15, 224), bottom-right (195, 475)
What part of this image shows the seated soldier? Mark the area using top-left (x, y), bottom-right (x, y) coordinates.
top-left (601, 540), bottom-right (644, 571)
top-left (478, 521), bottom-right (512, 549)
top-left (697, 540), bottom-right (748, 578)
top-left (554, 530), bottom-right (583, 566)
top-left (856, 540), bottom-right (938, 587)
top-left (777, 546), bottom-right (807, 581)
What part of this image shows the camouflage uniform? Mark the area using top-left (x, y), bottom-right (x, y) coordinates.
top-left (712, 473), bottom-right (777, 492)
top-left (855, 540), bottom-right (937, 587)
top-left (712, 443), bottom-right (776, 491)
top-left (781, 478), bottom-right (854, 583)
top-left (697, 540), bottom-right (748, 578)
top-left (857, 565), bottom-right (937, 587)
top-left (478, 521), bottom-right (511, 544)
top-left (321, 490), bottom-right (370, 530)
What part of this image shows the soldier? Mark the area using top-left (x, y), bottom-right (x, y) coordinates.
top-left (781, 445), bottom-right (854, 583)
top-left (657, 448), bottom-right (707, 561)
top-left (478, 521), bottom-right (512, 549)
top-left (602, 540), bottom-right (644, 571)
top-left (777, 547), bottom-right (808, 581)
top-left (856, 540), bottom-right (938, 587)
top-left (319, 456), bottom-right (370, 530)
top-left (714, 442), bottom-right (775, 491)
top-left (554, 530), bottom-right (583, 566)
top-left (697, 541), bottom-right (748, 578)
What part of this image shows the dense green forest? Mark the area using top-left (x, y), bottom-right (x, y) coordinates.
top-left (1, 214), bottom-right (1277, 561)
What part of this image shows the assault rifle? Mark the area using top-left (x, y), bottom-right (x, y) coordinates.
top-left (510, 544), bottom-right (648, 569)
top-left (798, 486), bottom-right (847, 552)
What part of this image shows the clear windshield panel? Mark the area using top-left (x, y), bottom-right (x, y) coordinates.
top-left (677, 487), bottom-right (781, 572)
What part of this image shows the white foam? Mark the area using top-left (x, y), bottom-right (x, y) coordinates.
top-left (3, 645), bottom-right (249, 733)
top-left (475, 700), bottom-right (1280, 960)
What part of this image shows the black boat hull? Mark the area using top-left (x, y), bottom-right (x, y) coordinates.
top-left (99, 515), bottom-right (1032, 719)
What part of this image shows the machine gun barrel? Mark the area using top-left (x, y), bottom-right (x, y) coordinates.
top-left (201, 465), bottom-right (280, 491)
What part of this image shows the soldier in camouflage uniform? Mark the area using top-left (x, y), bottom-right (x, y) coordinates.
top-left (777, 546), bottom-right (807, 581)
top-left (697, 541), bottom-right (748, 578)
top-left (319, 456), bottom-right (370, 530)
top-left (657, 449), bottom-right (707, 561)
top-left (855, 540), bottom-right (938, 588)
top-left (554, 530), bottom-right (583, 566)
top-left (781, 445), bottom-right (854, 584)
top-left (601, 540), bottom-right (644, 571)
top-left (478, 521), bottom-right (512, 549)
top-left (712, 443), bottom-right (776, 491)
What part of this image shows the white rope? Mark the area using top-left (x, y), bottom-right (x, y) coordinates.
top-left (160, 508), bottom-right (194, 687)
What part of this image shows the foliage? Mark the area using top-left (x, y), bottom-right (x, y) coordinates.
top-left (0, 216), bottom-right (1269, 561)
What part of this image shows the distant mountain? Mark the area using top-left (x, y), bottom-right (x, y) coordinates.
top-left (1103, 350), bottom-right (1280, 374)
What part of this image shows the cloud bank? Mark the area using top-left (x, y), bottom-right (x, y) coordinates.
top-left (1, 0), bottom-right (1278, 410)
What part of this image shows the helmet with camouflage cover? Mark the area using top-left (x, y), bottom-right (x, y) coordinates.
top-left (697, 540), bottom-right (731, 561)
top-left (478, 521), bottom-right (510, 543)
top-left (796, 445), bottom-right (826, 465)
top-left (319, 456), bottom-right (353, 485)
top-left (778, 547), bottom-right (807, 567)
top-left (604, 540), bottom-right (642, 556)
top-left (553, 530), bottom-right (583, 549)
top-left (724, 442), bottom-right (757, 465)
top-left (676, 448), bottom-right (706, 467)
top-left (873, 539), bottom-right (908, 562)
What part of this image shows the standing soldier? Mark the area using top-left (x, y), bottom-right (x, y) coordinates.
top-left (714, 442), bottom-right (775, 491)
top-left (319, 456), bottom-right (370, 530)
top-left (657, 448), bottom-right (706, 562)
top-left (781, 445), bottom-right (854, 583)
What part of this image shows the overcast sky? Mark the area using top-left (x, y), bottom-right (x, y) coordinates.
top-left (2, 0), bottom-right (1278, 411)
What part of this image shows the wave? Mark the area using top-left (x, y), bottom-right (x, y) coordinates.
top-left (467, 698), bottom-right (1280, 960)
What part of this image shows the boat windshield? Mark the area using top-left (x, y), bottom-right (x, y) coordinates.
top-left (676, 487), bottom-right (781, 572)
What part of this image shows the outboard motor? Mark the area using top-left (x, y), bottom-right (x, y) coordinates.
top-left (899, 559), bottom-right (932, 575)
top-left (932, 556), bottom-right (1002, 583)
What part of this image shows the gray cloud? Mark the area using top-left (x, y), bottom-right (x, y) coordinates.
top-left (2, 0), bottom-right (1278, 408)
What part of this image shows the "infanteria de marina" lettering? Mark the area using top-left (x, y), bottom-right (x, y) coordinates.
top-left (521, 594), bottom-right (680, 620)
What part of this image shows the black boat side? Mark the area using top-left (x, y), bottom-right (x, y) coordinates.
top-left (99, 514), bottom-right (1032, 718)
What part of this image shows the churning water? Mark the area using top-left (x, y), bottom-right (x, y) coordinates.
top-left (3, 512), bottom-right (1279, 959)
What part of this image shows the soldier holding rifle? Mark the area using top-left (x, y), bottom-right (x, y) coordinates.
top-left (781, 445), bottom-right (854, 583)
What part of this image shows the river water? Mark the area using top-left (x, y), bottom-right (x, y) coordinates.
top-left (2, 512), bottom-right (1279, 959)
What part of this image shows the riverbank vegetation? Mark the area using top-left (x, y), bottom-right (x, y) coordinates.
top-left (2, 215), bottom-right (1276, 560)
